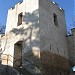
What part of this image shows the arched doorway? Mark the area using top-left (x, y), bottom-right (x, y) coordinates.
top-left (14, 41), bottom-right (22, 68)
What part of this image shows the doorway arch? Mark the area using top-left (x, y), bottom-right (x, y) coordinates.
top-left (14, 41), bottom-right (22, 68)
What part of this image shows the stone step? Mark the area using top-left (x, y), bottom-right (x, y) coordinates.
top-left (15, 67), bottom-right (33, 75)
top-left (0, 65), bottom-right (19, 75)
top-left (0, 64), bottom-right (41, 75)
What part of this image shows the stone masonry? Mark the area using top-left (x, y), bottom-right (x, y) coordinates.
top-left (0, 0), bottom-right (75, 75)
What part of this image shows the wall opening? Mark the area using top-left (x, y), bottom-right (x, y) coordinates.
top-left (18, 12), bottom-right (22, 26)
top-left (50, 44), bottom-right (51, 51)
top-left (14, 41), bottom-right (22, 68)
top-left (57, 47), bottom-right (59, 53)
top-left (53, 13), bottom-right (58, 26)
top-left (72, 66), bottom-right (75, 72)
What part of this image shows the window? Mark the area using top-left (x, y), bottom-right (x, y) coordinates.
top-left (57, 47), bottom-right (59, 53)
top-left (64, 50), bottom-right (66, 55)
top-left (18, 12), bottom-right (22, 26)
top-left (53, 13), bottom-right (58, 26)
top-left (50, 44), bottom-right (51, 50)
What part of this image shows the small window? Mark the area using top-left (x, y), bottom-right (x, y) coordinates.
top-left (57, 48), bottom-right (59, 53)
top-left (53, 13), bottom-right (58, 26)
top-left (64, 50), bottom-right (66, 55)
top-left (50, 44), bottom-right (51, 50)
top-left (18, 12), bottom-right (22, 26)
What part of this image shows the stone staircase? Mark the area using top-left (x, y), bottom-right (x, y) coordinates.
top-left (0, 54), bottom-right (41, 75)
top-left (0, 65), bottom-right (34, 75)
top-left (0, 65), bottom-right (19, 75)
top-left (0, 62), bottom-right (41, 75)
top-left (15, 66), bottom-right (34, 75)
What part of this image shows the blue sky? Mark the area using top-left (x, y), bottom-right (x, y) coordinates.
top-left (53, 0), bottom-right (74, 32)
top-left (0, 0), bottom-right (74, 32)
top-left (0, 0), bottom-right (22, 26)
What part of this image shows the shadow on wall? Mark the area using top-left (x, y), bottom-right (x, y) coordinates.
top-left (24, 9), bottom-right (39, 24)
top-left (9, 9), bottom-right (71, 75)
top-left (10, 9), bottom-right (42, 74)
top-left (0, 8), bottom-right (72, 75)
top-left (10, 9), bottom-right (39, 36)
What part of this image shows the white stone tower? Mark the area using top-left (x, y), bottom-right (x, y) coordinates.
top-left (0, 0), bottom-right (72, 75)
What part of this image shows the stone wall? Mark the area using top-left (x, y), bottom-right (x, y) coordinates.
top-left (0, 0), bottom-right (73, 74)
top-left (67, 28), bottom-right (75, 66)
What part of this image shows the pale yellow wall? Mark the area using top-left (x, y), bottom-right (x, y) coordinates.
top-left (2, 0), bottom-right (69, 67)
top-left (5, 0), bottom-right (39, 34)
